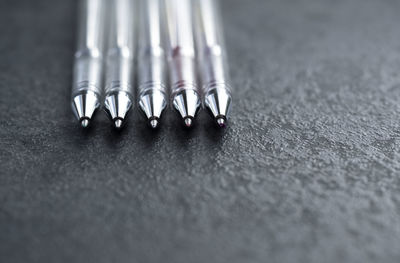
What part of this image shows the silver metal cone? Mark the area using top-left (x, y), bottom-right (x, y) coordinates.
top-left (138, 90), bottom-right (167, 122)
top-left (173, 90), bottom-right (201, 120)
top-left (72, 91), bottom-right (100, 123)
top-left (205, 89), bottom-right (232, 122)
top-left (104, 92), bottom-right (133, 123)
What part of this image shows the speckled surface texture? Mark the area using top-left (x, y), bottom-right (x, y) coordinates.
top-left (1, 0), bottom-right (400, 262)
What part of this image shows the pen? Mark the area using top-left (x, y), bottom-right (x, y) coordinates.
top-left (165, 0), bottom-right (201, 127)
top-left (104, 0), bottom-right (135, 129)
top-left (71, 0), bottom-right (107, 128)
top-left (194, 0), bottom-right (232, 127)
top-left (137, 0), bottom-right (167, 129)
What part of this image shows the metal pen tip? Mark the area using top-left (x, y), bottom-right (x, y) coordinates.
top-left (114, 119), bottom-right (123, 129)
top-left (80, 119), bottom-right (90, 128)
top-left (184, 117), bottom-right (193, 127)
top-left (150, 119), bottom-right (158, 129)
top-left (216, 117), bottom-right (226, 128)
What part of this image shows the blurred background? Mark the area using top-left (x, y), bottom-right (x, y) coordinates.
top-left (1, 0), bottom-right (400, 262)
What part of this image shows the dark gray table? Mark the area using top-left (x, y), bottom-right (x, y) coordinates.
top-left (1, 0), bottom-right (400, 262)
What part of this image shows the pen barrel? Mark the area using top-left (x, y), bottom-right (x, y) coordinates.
top-left (72, 0), bottom-right (106, 97)
top-left (165, 0), bottom-right (199, 98)
top-left (194, 0), bottom-right (231, 95)
top-left (104, 0), bottom-right (135, 98)
top-left (138, 0), bottom-right (166, 97)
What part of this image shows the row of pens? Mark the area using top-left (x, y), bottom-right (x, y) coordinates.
top-left (71, 0), bottom-right (232, 129)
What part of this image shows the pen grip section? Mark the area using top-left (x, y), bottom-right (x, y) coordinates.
top-left (104, 47), bottom-right (134, 96)
top-left (198, 45), bottom-right (231, 94)
top-left (72, 50), bottom-right (103, 96)
top-left (169, 55), bottom-right (198, 97)
top-left (138, 48), bottom-right (166, 96)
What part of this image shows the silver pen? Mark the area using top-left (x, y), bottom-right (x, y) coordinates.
top-left (138, 0), bottom-right (167, 129)
top-left (165, 0), bottom-right (201, 128)
top-left (194, 0), bottom-right (232, 127)
top-left (104, 0), bottom-right (135, 129)
top-left (71, 0), bottom-right (107, 128)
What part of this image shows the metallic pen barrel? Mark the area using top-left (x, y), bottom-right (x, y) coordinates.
top-left (165, 0), bottom-right (201, 127)
top-left (72, 0), bottom-right (107, 128)
top-left (137, 0), bottom-right (167, 129)
top-left (194, 0), bottom-right (232, 127)
top-left (104, 0), bottom-right (135, 129)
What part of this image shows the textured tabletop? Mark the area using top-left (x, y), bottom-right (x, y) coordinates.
top-left (1, 0), bottom-right (400, 262)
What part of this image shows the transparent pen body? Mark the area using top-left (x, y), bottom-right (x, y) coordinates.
top-left (138, 0), bottom-right (166, 100)
top-left (72, 0), bottom-right (106, 98)
top-left (104, 0), bottom-right (135, 99)
top-left (194, 0), bottom-right (232, 119)
top-left (165, 0), bottom-right (198, 98)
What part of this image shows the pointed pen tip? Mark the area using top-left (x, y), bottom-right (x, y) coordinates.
top-left (80, 119), bottom-right (90, 128)
top-left (150, 119), bottom-right (158, 129)
top-left (184, 117), bottom-right (193, 128)
top-left (114, 119), bottom-right (123, 129)
top-left (216, 117), bottom-right (226, 128)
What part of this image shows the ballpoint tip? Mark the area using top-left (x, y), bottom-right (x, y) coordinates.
top-left (80, 119), bottom-right (90, 128)
top-left (114, 119), bottom-right (123, 129)
top-left (150, 119), bottom-right (158, 129)
top-left (184, 117), bottom-right (193, 128)
top-left (216, 117), bottom-right (226, 128)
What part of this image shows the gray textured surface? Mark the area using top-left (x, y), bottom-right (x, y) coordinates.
top-left (1, 0), bottom-right (400, 262)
